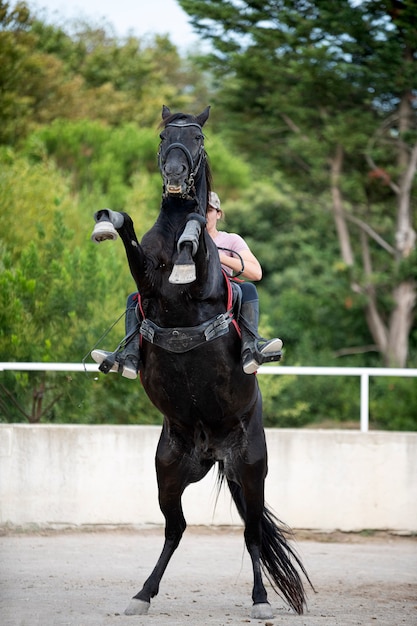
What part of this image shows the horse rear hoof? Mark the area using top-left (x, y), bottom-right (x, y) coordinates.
top-left (124, 599), bottom-right (150, 615)
top-left (251, 602), bottom-right (273, 619)
top-left (91, 221), bottom-right (118, 243)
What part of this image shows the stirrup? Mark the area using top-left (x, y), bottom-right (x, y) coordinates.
top-left (258, 337), bottom-right (283, 355)
top-left (242, 338), bottom-right (283, 375)
top-left (91, 349), bottom-right (140, 379)
top-left (91, 349), bottom-right (120, 374)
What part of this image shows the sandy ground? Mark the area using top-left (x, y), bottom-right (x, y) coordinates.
top-left (0, 527), bottom-right (416, 626)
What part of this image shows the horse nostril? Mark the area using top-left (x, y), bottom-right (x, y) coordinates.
top-left (164, 162), bottom-right (187, 178)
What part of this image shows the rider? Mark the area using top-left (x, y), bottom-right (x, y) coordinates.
top-left (205, 191), bottom-right (282, 374)
top-left (91, 192), bottom-right (282, 378)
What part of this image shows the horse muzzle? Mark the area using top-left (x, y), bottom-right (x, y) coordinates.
top-left (163, 177), bottom-right (190, 197)
top-left (166, 183), bottom-right (184, 195)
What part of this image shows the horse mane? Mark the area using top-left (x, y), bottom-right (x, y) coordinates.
top-left (204, 153), bottom-right (212, 198)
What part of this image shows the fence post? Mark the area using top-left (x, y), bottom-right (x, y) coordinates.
top-left (360, 373), bottom-right (369, 432)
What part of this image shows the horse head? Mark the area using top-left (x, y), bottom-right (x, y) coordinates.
top-left (158, 105), bottom-right (210, 215)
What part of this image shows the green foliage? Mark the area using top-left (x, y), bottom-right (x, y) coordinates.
top-left (25, 119), bottom-right (160, 207)
top-left (0, 150), bottom-right (132, 422)
top-left (258, 373), bottom-right (310, 428)
top-left (1, 3), bottom-right (210, 142)
top-left (0, 1), bottom-right (37, 144)
top-left (0, 149), bottom-right (79, 251)
top-left (370, 377), bottom-right (417, 432)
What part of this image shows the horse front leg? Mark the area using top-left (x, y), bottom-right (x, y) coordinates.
top-left (91, 209), bottom-right (146, 286)
top-left (91, 209), bottom-right (124, 242)
top-left (169, 213), bottom-right (206, 284)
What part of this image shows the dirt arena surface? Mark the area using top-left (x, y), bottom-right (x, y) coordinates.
top-left (1, 526), bottom-right (416, 626)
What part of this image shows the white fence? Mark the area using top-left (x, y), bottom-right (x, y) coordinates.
top-left (1, 362), bottom-right (417, 432)
top-left (259, 365), bottom-right (417, 432)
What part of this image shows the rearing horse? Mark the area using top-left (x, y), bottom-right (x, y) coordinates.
top-left (91, 106), bottom-right (311, 619)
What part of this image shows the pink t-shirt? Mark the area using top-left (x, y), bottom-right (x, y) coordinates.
top-left (213, 231), bottom-right (249, 275)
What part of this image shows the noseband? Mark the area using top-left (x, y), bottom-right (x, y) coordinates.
top-left (158, 122), bottom-right (206, 198)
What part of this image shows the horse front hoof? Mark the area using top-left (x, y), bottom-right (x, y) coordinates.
top-left (251, 602), bottom-right (273, 619)
top-left (124, 598), bottom-right (150, 615)
top-left (169, 263), bottom-right (196, 284)
top-left (91, 220), bottom-right (118, 243)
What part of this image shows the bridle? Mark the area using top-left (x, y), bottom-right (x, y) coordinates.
top-left (158, 121), bottom-right (207, 198)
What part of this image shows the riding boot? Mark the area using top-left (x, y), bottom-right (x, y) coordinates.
top-left (91, 306), bottom-right (141, 380)
top-left (239, 299), bottom-right (283, 375)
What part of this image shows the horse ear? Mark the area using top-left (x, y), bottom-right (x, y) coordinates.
top-left (162, 105), bottom-right (171, 120)
top-left (196, 106), bottom-right (210, 127)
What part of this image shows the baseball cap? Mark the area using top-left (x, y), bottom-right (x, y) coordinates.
top-left (208, 191), bottom-right (221, 210)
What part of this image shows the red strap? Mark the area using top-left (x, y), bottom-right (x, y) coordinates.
top-left (222, 270), bottom-right (241, 338)
top-left (133, 292), bottom-right (146, 321)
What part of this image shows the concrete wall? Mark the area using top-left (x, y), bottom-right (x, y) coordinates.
top-left (1, 425), bottom-right (416, 532)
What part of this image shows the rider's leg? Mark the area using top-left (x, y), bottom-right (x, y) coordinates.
top-left (239, 282), bottom-right (282, 375)
top-left (91, 293), bottom-right (141, 379)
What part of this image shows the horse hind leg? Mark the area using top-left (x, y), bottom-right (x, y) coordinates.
top-left (229, 472), bottom-right (310, 616)
top-left (228, 470), bottom-right (311, 618)
top-left (225, 472), bottom-right (273, 619)
top-left (125, 431), bottom-right (212, 616)
top-left (124, 505), bottom-right (186, 615)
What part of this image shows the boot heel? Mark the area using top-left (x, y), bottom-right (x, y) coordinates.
top-left (122, 365), bottom-right (138, 379)
top-left (121, 355), bottom-right (140, 379)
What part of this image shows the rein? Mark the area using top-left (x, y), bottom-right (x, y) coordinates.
top-left (217, 247), bottom-right (245, 278)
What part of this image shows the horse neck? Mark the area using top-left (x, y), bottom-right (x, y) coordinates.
top-left (158, 196), bottom-right (198, 229)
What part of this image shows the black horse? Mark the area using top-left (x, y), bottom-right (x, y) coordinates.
top-left (91, 106), bottom-right (311, 619)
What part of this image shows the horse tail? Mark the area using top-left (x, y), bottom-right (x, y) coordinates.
top-left (259, 505), bottom-right (313, 614)
top-left (217, 464), bottom-right (313, 615)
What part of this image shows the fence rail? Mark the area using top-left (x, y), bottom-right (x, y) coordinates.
top-left (1, 362), bottom-right (417, 432)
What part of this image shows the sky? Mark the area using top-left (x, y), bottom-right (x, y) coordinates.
top-left (29, 0), bottom-right (201, 51)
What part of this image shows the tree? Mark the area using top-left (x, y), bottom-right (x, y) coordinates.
top-left (0, 1), bottom-right (37, 144)
top-left (0, 1), bottom-right (211, 146)
top-left (0, 151), bottom-right (129, 422)
top-left (179, 0), bottom-right (417, 367)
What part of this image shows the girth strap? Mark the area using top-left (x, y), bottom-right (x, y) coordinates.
top-left (140, 310), bottom-right (234, 353)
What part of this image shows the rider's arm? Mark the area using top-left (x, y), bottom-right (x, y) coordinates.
top-left (218, 248), bottom-right (262, 281)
